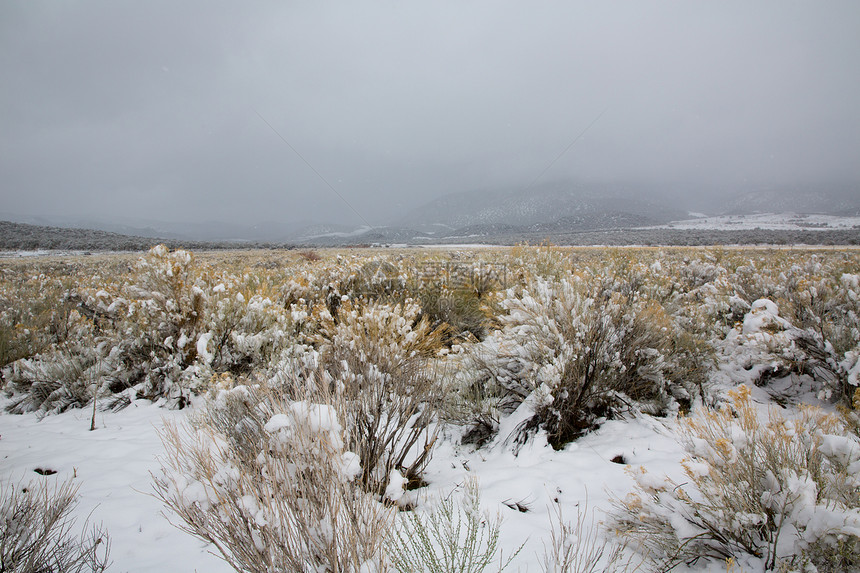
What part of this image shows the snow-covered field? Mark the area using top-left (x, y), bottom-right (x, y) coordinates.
top-left (0, 395), bottom-right (686, 572)
top-left (2, 246), bottom-right (859, 572)
top-left (0, 399), bottom-right (232, 573)
top-left (660, 212), bottom-right (860, 231)
top-left (2, 374), bottom-right (842, 572)
top-left (0, 250), bottom-right (94, 258)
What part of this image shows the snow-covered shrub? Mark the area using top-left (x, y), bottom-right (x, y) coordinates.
top-left (107, 245), bottom-right (210, 403)
top-left (727, 256), bottom-right (786, 306)
top-left (464, 271), bottom-right (695, 448)
top-left (155, 382), bottom-right (393, 573)
top-left (441, 348), bottom-right (502, 447)
top-left (199, 276), bottom-right (295, 376)
top-left (781, 262), bottom-right (860, 402)
top-left (611, 385), bottom-right (860, 572)
top-left (277, 254), bottom-right (413, 330)
top-left (4, 245), bottom-right (216, 410)
top-left (3, 348), bottom-right (103, 414)
top-left (2, 246), bottom-right (210, 410)
top-left (711, 251), bottom-right (860, 405)
top-left (388, 477), bottom-right (520, 573)
top-left (309, 300), bottom-right (447, 494)
top-left (0, 478), bottom-right (110, 573)
top-left (722, 298), bottom-right (803, 383)
top-left (8, 245), bottom-right (296, 411)
top-left (675, 256), bottom-right (723, 290)
top-left (0, 268), bottom-right (114, 412)
top-left (721, 294), bottom-right (859, 405)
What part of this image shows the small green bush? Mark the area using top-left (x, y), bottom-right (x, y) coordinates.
top-left (389, 477), bottom-right (521, 573)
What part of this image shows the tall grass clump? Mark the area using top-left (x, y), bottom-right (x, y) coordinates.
top-left (411, 257), bottom-right (507, 342)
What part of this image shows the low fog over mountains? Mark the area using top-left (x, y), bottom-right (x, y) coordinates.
top-left (719, 184), bottom-right (860, 217)
top-left (397, 182), bottom-right (689, 232)
top-left (3, 180), bottom-right (859, 249)
top-left (293, 180), bottom-right (860, 244)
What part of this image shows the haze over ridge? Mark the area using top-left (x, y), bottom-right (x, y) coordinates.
top-left (2, 1), bottom-right (858, 232)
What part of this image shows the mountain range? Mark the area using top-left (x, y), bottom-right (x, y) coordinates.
top-left (2, 180), bottom-right (859, 247)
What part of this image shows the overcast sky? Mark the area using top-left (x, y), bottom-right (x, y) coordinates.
top-left (2, 1), bottom-right (859, 227)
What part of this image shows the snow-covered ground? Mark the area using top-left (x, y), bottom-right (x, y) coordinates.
top-left (658, 212), bottom-right (860, 231)
top-left (0, 292), bottom-right (850, 572)
top-left (0, 389), bottom-right (699, 573)
top-left (2, 247), bottom-right (857, 572)
top-left (0, 399), bottom-right (233, 573)
top-left (0, 250), bottom-right (94, 258)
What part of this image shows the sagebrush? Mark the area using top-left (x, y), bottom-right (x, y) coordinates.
top-left (611, 385), bottom-right (860, 572)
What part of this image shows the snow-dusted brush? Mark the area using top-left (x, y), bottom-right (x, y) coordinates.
top-left (458, 254), bottom-right (709, 450)
top-left (154, 381), bottom-right (394, 573)
top-left (306, 299), bottom-right (448, 496)
top-left (610, 385), bottom-right (860, 572)
top-left (2, 245), bottom-right (304, 413)
top-left (714, 251), bottom-right (860, 405)
top-left (153, 298), bottom-right (450, 572)
top-left (0, 478), bottom-right (110, 573)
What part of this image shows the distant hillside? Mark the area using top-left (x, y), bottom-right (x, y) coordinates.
top-left (398, 181), bottom-right (689, 232)
top-left (292, 180), bottom-right (860, 246)
top-left (0, 220), bottom-right (161, 251)
top-left (0, 220), bottom-right (291, 252)
top-left (722, 184), bottom-right (860, 216)
top-left (0, 213), bottom-right (305, 243)
top-left (6, 179), bottom-right (860, 251)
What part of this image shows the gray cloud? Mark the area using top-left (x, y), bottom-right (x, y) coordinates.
top-left (2, 1), bottom-right (859, 228)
